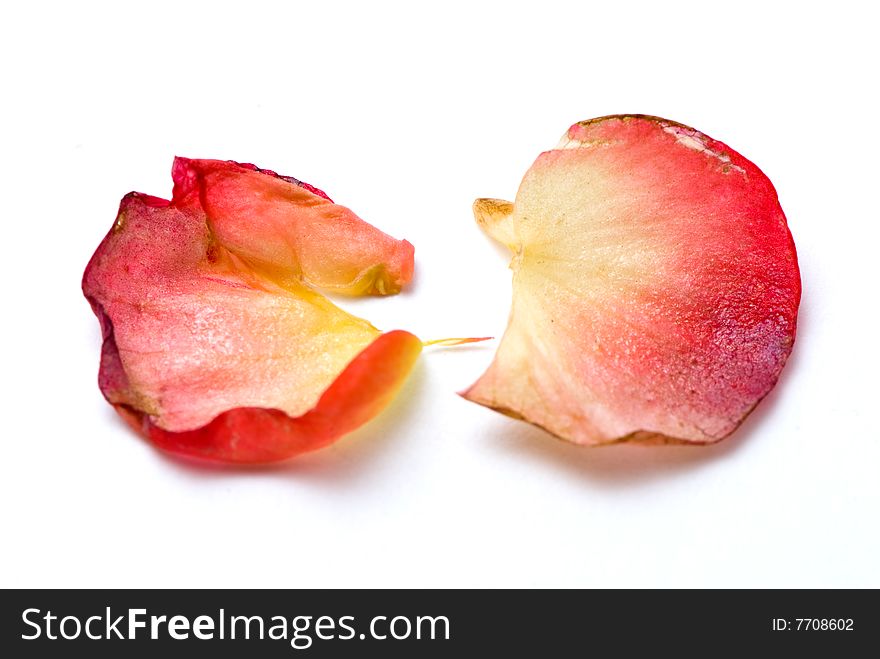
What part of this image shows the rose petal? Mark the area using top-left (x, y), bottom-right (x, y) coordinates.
top-left (84, 161), bottom-right (419, 463)
top-left (464, 115), bottom-right (801, 445)
top-left (173, 158), bottom-right (414, 295)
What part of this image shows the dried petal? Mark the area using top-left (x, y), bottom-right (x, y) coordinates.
top-left (84, 161), bottom-right (419, 463)
top-left (173, 158), bottom-right (414, 295)
top-left (464, 115), bottom-right (801, 445)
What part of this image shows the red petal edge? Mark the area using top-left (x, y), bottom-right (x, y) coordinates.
top-left (92, 300), bottom-right (422, 464)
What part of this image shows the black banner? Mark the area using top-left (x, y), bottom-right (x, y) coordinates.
top-left (1, 589), bottom-right (876, 656)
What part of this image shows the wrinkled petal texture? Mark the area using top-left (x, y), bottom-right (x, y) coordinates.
top-left (84, 160), bottom-right (420, 463)
top-left (465, 115), bottom-right (801, 445)
top-left (173, 158), bottom-right (414, 295)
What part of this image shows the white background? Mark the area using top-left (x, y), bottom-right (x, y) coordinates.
top-left (2, 1), bottom-right (878, 588)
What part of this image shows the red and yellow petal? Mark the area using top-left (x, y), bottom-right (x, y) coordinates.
top-left (84, 161), bottom-right (419, 463)
top-left (116, 331), bottom-right (421, 464)
top-left (465, 115), bottom-right (801, 445)
top-left (172, 158), bottom-right (414, 295)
